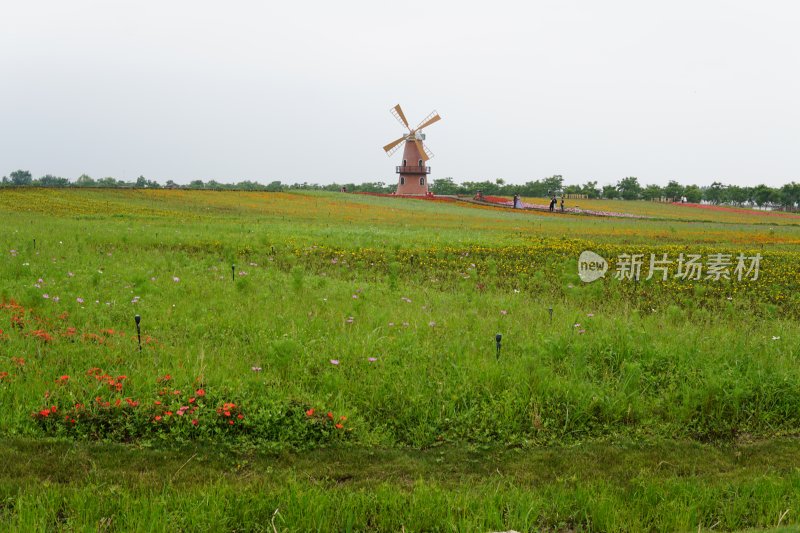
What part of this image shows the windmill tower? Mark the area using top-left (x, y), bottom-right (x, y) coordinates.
top-left (382, 104), bottom-right (441, 195)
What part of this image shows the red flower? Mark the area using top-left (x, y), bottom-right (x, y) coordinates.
top-left (237, 414), bottom-right (244, 420)
top-left (335, 423), bottom-right (344, 429)
top-left (339, 416), bottom-right (347, 421)
top-left (165, 411), bottom-right (173, 416)
top-left (195, 388), bottom-right (205, 397)
top-left (327, 412), bottom-right (334, 420)
top-left (191, 419), bottom-right (198, 426)
top-left (188, 397), bottom-right (195, 404)
top-left (228, 420), bottom-right (234, 425)
top-left (154, 415), bottom-right (162, 421)
top-left (305, 408), bottom-right (314, 417)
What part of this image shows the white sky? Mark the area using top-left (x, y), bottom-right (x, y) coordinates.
top-left (1, 0), bottom-right (798, 187)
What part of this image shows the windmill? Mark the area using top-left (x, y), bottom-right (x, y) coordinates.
top-left (382, 104), bottom-right (441, 195)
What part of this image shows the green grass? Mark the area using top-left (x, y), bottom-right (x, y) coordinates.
top-left (1, 189), bottom-right (799, 530)
top-left (3, 438), bottom-right (800, 531)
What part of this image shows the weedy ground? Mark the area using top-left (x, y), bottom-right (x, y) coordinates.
top-left (1, 188), bottom-right (799, 531)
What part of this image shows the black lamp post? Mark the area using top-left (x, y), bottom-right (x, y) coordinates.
top-left (135, 315), bottom-right (142, 352)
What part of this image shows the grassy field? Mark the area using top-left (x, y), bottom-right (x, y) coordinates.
top-left (1, 188), bottom-right (800, 531)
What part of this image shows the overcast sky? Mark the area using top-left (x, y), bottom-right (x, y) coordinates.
top-left (1, 0), bottom-right (798, 187)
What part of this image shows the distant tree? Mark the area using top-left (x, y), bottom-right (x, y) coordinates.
top-left (1, 176), bottom-right (8, 186)
top-left (564, 184), bottom-right (582, 195)
top-left (703, 181), bottom-right (726, 204)
top-left (581, 181), bottom-right (600, 199)
top-left (35, 174), bottom-right (70, 187)
top-left (726, 185), bottom-right (748, 206)
top-left (188, 180), bottom-right (204, 189)
top-left (232, 181), bottom-right (258, 191)
top-left (135, 176), bottom-right (148, 188)
top-left (430, 177), bottom-right (459, 195)
top-left (165, 180), bottom-right (178, 188)
top-left (663, 180), bottom-right (683, 200)
top-left (641, 184), bottom-right (664, 201)
top-left (683, 185), bottom-right (702, 203)
top-left (752, 184), bottom-right (774, 208)
top-left (780, 182), bottom-right (800, 209)
top-left (97, 177), bottom-right (119, 187)
top-left (541, 175), bottom-right (564, 196)
top-left (602, 184), bottom-right (618, 199)
top-left (616, 177), bottom-right (641, 200)
top-left (264, 180), bottom-right (283, 192)
top-left (10, 170), bottom-right (32, 186)
top-left (75, 174), bottom-right (95, 187)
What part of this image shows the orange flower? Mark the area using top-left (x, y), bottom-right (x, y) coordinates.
top-left (305, 408), bottom-right (315, 417)
top-left (327, 412), bottom-right (334, 420)
top-left (335, 423), bottom-right (344, 429)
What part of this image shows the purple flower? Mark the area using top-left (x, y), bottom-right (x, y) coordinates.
top-left (587, 313), bottom-right (594, 317)
top-left (330, 359), bottom-right (339, 365)
top-left (42, 294), bottom-right (49, 299)
top-left (172, 276), bottom-right (180, 283)
top-left (251, 366), bottom-right (263, 372)
top-left (76, 297), bottom-right (84, 304)
top-left (368, 357), bottom-right (377, 362)
top-left (352, 294), bottom-right (358, 299)
top-left (345, 316), bottom-right (354, 324)
top-left (52, 296), bottom-right (60, 303)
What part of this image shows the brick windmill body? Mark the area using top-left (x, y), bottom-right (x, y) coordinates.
top-left (382, 105), bottom-right (441, 195)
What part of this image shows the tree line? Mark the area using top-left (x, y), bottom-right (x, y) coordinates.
top-left (2, 170), bottom-right (798, 209)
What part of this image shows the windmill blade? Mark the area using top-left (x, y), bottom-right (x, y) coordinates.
top-left (422, 142), bottom-right (434, 160)
top-left (414, 138), bottom-right (430, 162)
top-left (415, 111), bottom-right (441, 131)
top-left (391, 104), bottom-right (410, 130)
top-left (382, 135), bottom-right (407, 155)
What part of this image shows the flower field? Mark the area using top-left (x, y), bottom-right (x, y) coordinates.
top-left (2, 188), bottom-right (800, 531)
